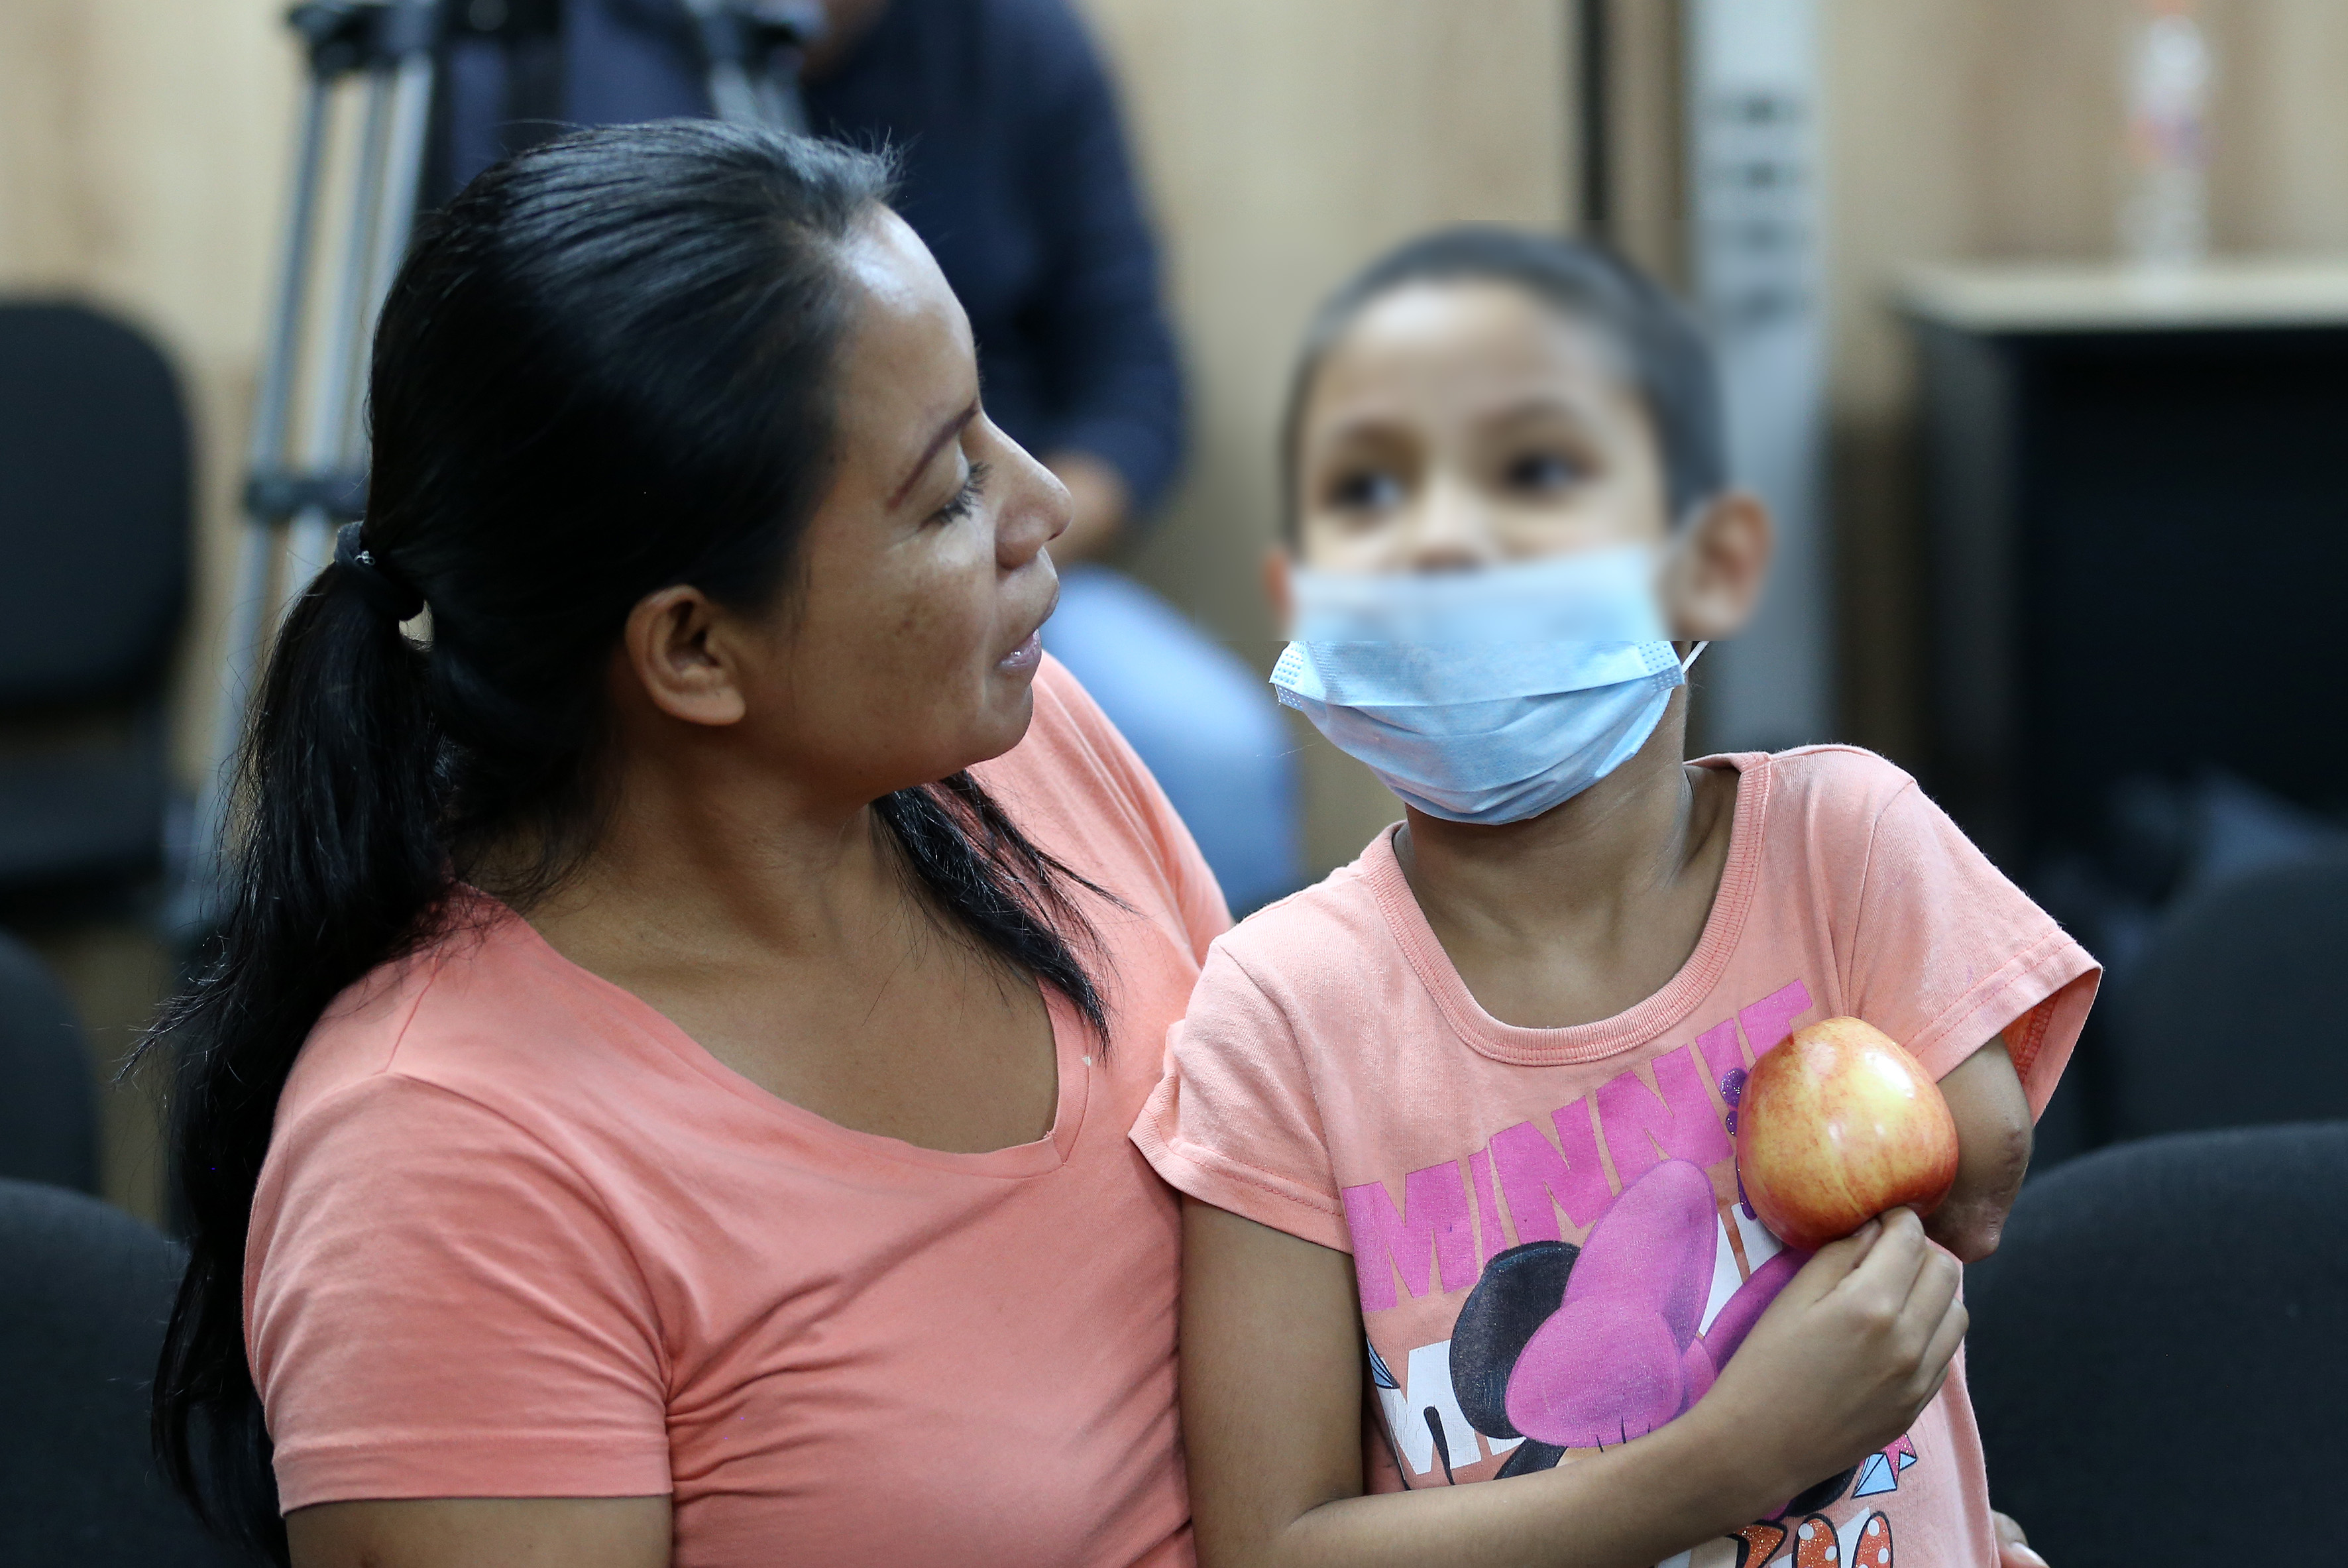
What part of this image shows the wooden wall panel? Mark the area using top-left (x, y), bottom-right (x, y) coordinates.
top-left (1820, 0), bottom-right (1991, 766)
top-left (0, 0), bottom-right (296, 1219)
top-left (0, 0), bottom-right (297, 791)
top-left (1598, 0), bottom-right (1688, 286)
top-left (2209, 0), bottom-right (2348, 249)
top-left (1073, 0), bottom-right (1574, 873)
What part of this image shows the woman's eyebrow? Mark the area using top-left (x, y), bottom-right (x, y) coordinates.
top-left (889, 399), bottom-right (979, 508)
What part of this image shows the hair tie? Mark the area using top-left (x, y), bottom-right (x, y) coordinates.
top-left (332, 521), bottom-right (426, 622)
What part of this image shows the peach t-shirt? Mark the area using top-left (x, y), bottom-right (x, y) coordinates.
top-left (247, 659), bottom-right (1226, 1567)
top-left (1135, 747), bottom-right (2098, 1568)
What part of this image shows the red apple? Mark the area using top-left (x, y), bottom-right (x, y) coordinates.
top-left (1733, 1016), bottom-right (1959, 1252)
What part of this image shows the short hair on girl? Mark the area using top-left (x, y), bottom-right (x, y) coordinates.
top-left (1280, 224), bottom-right (1726, 537)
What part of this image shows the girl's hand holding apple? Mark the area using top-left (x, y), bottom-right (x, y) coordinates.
top-left (1685, 1207), bottom-right (1967, 1518)
top-left (1734, 1017), bottom-right (1962, 1252)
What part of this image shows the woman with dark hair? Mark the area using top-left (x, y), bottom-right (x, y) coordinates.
top-left (443, 0), bottom-right (1308, 915)
top-left (152, 120), bottom-right (1223, 1567)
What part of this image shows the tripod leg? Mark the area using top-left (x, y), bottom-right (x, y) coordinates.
top-left (251, 81), bottom-right (333, 500)
top-left (282, 68), bottom-right (397, 608)
top-left (680, 0), bottom-right (765, 125)
top-left (329, 77), bottom-right (394, 468)
top-left (287, 24), bottom-right (437, 586)
top-left (708, 58), bottom-right (763, 125)
top-left (286, 9), bottom-right (439, 601)
top-left (185, 77), bottom-right (334, 925)
top-left (365, 40), bottom-right (437, 342)
top-left (753, 68), bottom-right (810, 135)
top-left (186, 4), bottom-right (447, 930)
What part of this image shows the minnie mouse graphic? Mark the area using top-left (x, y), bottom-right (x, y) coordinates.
top-left (1438, 1153), bottom-right (1915, 1568)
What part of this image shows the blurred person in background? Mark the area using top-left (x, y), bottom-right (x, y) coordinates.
top-left (441, 0), bottom-right (1305, 911)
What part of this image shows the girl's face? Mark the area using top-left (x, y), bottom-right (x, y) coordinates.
top-left (1292, 280), bottom-right (1672, 575)
top-left (627, 208), bottom-right (1072, 805)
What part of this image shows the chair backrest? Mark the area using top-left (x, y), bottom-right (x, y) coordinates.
top-left (0, 1180), bottom-right (252, 1565)
top-left (1966, 1123), bottom-right (2348, 1565)
top-left (0, 302), bottom-right (192, 905)
top-left (2101, 853), bottom-right (2348, 1140)
top-left (0, 302), bottom-right (189, 710)
top-left (0, 930), bottom-right (98, 1192)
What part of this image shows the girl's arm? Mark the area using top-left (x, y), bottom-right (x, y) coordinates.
top-left (1927, 1035), bottom-right (2047, 1565)
top-left (1183, 1200), bottom-right (1966, 1568)
top-left (1925, 1035), bottom-right (2035, 1264)
top-left (289, 1497), bottom-right (671, 1568)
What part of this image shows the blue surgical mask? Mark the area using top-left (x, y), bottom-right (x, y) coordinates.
top-left (1271, 547), bottom-right (1706, 825)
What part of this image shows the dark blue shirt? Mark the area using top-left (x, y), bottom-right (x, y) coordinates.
top-left (526, 0), bottom-right (1187, 512)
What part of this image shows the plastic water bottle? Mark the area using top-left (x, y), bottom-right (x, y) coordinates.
top-left (2123, 0), bottom-right (2212, 270)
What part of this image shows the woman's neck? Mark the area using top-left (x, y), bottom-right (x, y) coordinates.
top-left (504, 726), bottom-right (1066, 1156)
top-left (514, 728), bottom-right (903, 981)
top-left (1392, 692), bottom-right (1740, 1029)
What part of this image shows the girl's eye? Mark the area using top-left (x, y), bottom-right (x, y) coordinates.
top-left (934, 460), bottom-right (991, 524)
top-left (1504, 451), bottom-right (1584, 495)
top-left (1327, 469), bottom-right (1405, 514)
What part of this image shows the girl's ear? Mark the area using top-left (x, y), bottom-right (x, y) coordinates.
top-left (1661, 489), bottom-right (1774, 642)
top-left (1262, 547), bottom-right (1296, 631)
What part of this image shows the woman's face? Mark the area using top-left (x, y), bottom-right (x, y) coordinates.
top-left (722, 208), bottom-right (1071, 801)
top-left (1293, 280), bottom-right (1671, 575)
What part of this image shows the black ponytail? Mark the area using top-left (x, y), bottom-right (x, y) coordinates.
top-left (147, 122), bottom-right (1107, 1561)
top-left (150, 561), bottom-right (447, 1557)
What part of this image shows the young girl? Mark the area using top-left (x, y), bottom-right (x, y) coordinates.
top-left (1134, 229), bottom-right (2096, 1568)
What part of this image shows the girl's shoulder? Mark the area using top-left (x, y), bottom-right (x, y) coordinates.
top-left (1705, 741), bottom-right (1917, 805)
top-left (1188, 828), bottom-right (1403, 1021)
top-left (1700, 743), bottom-right (1931, 857)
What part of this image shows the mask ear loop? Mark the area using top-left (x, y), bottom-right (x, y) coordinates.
top-left (1679, 640), bottom-right (1710, 673)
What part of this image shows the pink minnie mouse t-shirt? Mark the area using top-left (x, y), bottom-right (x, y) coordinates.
top-left (1134, 747), bottom-right (2097, 1568)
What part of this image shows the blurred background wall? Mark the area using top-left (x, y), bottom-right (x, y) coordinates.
top-left (1091, 0), bottom-right (2348, 869)
top-left (0, 1), bottom-right (294, 1219)
top-left (1081, 0), bottom-right (1577, 874)
top-left (5, 0), bottom-right (2348, 1217)
top-left (1826, 0), bottom-right (2348, 775)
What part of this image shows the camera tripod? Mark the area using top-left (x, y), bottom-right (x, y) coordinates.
top-left (182, 0), bottom-right (828, 930)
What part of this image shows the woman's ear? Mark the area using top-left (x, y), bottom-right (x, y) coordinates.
top-left (1262, 547), bottom-right (1295, 631)
top-left (622, 585), bottom-right (751, 728)
top-left (1661, 489), bottom-right (1774, 642)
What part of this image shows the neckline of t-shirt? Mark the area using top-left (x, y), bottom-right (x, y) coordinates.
top-left (1362, 754), bottom-right (1773, 1068)
top-left (466, 889), bottom-right (1091, 1180)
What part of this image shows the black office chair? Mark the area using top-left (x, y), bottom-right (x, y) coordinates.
top-left (0, 1179), bottom-right (251, 1564)
top-left (0, 302), bottom-right (190, 913)
top-left (1966, 1123), bottom-right (2348, 1565)
top-left (2099, 853), bottom-right (2348, 1140)
top-left (0, 930), bottom-right (98, 1192)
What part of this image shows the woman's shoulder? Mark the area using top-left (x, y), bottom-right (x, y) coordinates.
top-left (1004, 655), bottom-right (1143, 791)
top-left (276, 901), bottom-right (666, 1150)
top-left (977, 655), bottom-right (1229, 945)
top-left (982, 656), bottom-right (1162, 864)
top-left (256, 904), bottom-right (734, 1319)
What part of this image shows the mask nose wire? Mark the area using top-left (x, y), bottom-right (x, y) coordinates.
top-left (1679, 640), bottom-right (1710, 673)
